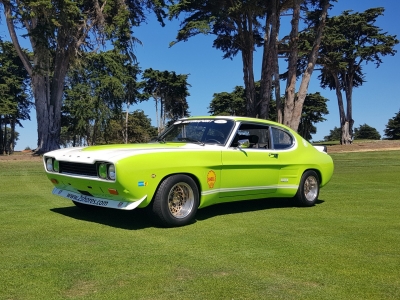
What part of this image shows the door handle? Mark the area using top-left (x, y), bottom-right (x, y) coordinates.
top-left (269, 153), bottom-right (278, 158)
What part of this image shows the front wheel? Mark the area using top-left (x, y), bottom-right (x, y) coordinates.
top-left (151, 175), bottom-right (199, 227)
top-left (295, 170), bottom-right (320, 207)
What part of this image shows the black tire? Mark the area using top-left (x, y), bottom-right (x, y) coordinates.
top-left (295, 170), bottom-right (320, 207)
top-left (151, 175), bottom-right (199, 227)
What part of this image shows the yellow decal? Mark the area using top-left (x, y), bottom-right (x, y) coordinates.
top-left (207, 170), bottom-right (216, 188)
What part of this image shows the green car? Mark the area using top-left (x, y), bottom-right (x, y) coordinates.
top-left (43, 116), bottom-right (334, 227)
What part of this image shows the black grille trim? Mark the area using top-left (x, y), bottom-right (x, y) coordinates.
top-left (59, 161), bottom-right (97, 177)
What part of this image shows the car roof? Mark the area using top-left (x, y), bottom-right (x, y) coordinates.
top-left (182, 116), bottom-right (293, 132)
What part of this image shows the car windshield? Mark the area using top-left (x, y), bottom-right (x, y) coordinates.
top-left (157, 119), bottom-right (235, 145)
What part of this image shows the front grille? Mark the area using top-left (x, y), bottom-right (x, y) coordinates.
top-left (59, 161), bottom-right (97, 177)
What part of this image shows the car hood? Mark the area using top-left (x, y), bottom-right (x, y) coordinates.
top-left (44, 143), bottom-right (218, 164)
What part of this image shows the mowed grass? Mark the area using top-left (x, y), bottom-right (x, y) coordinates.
top-left (1, 151), bottom-right (399, 299)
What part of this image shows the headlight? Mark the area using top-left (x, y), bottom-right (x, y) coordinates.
top-left (46, 158), bottom-right (53, 171)
top-left (53, 160), bottom-right (59, 172)
top-left (46, 158), bottom-right (59, 172)
top-left (108, 165), bottom-right (116, 180)
top-left (98, 163), bottom-right (115, 180)
top-left (98, 163), bottom-right (107, 179)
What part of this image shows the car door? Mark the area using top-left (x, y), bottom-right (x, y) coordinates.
top-left (219, 123), bottom-right (282, 198)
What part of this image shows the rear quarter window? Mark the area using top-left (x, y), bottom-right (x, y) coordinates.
top-left (271, 127), bottom-right (294, 150)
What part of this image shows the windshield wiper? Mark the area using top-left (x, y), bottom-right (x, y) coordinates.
top-left (178, 137), bottom-right (205, 146)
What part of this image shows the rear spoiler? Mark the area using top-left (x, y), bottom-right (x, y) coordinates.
top-left (313, 145), bottom-right (328, 153)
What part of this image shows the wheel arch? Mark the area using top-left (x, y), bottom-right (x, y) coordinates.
top-left (150, 172), bottom-right (202, 205)
top-left (305, 168), bottom-right (322, 185)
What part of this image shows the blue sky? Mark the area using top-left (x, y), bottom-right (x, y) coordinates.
top-left (1, 0), bottom-right (399, 150)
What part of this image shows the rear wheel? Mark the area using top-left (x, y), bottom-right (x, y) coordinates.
top-left (295, 170), bottom-right (320, 206)
top-left (151, 175), bottom-right (199, 227)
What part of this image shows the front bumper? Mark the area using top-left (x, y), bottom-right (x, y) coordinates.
top-left (52, 188), bottom-right (147, 210)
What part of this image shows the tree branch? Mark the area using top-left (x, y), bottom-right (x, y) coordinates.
top-left (2, 0), bottom-right (33, 76)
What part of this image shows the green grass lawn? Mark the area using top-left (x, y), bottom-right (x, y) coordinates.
top-left (1, 151), bottom-right (399, 299)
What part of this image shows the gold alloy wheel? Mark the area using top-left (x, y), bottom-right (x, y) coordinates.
top-left (167, 182), bottom-right (195, 219)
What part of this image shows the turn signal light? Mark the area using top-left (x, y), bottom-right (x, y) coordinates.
top-left (50, 179), bottom-right (59, 184)
top-left (108, 188), bottom-right (118, 195)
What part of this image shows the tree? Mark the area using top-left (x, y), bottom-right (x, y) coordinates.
top-left (282, 0), bottom-right (330, 132)
top-left (297, 92), bottom-right (329, 140)
top-left (0, 41), bottom-right (31, 154)
top-left (208, 82), bottom-right (276, 118)
top-left (354, 124), bottom-right (381, 140)
top-left (209, 83), bottom-right (327, 140)
top-left (208, 86), bottom-right (247, 116)
top-left (142, 69), bottom-right (190, 133)
top-left (170, 0), bottom-right (330, 131)
top-left (169, 0), bottom-right (265, 118)
top-left (61, 50), bottom-right (144, 147)
top-left (324, 126), bottom-right (341, 141)
top-left (0, 0), bottom-right (167, 153)
top-left (384, 110), bottom-right (400, 140)
top-left (317, 8), bottom-right (398, 144)
top-left (103, 110), bottom-right (158, 144)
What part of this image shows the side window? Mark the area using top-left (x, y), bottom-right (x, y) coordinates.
top-left (230, 123), bottom-right (270, 149)
top-left (271, 127), bottom-right (294, 150)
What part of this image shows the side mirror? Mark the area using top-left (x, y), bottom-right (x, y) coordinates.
top-left (237, 139), bottom-right (250, 148)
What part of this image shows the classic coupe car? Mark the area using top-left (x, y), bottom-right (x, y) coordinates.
top-left (44, 116), bottom-right (334, 227)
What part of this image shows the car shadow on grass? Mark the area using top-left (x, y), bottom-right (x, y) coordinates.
top-left (195, 198), bottom-right (325, 222)
top-left (50, 206), bottom-right (154, 230)
top-left (51, 198), bottom-right (325, 229)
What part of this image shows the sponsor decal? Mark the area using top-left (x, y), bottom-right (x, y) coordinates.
top-left (138, 181), bottom-right (148, 187)
top-left (207, 170), bottom-right (216, 188)
top-left (118, 202), bottom-right (124, 208)
top-left (65, 192), bottom-right (109, 207)
top-left (280, 178), bottom-right (289, 182)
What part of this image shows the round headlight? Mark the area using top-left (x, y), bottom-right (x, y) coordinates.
top-left (98, 163), bottom-right (107, 179)
top-left (108, 165), bottom-right (116, 180)
top-left (46, 158), bottom-right (53, 172)
top-left (53, 160), bottom-right (59, 172)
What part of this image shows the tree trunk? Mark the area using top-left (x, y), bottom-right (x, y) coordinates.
top-left (344, 71), bottom-right (354, 143)
top-left (32, 74), bottom-right (61, 153)
top-left (273, 15), bottom-right (282, 124)
top-left (286, 0), bottom-right (329, 131)
top-left (236, 12), bottom-right (256, 118)
top-left (124, 105), bottom-right (129, 144)
top-left (3, 120), bottom-right (8, 154)
top-left (0, 115), bottom-right (3, 154)
top-left (2, 120), bottom-right (5, 154)
top-left (9, 117), bottom-right (15, 154)
top-left (4, 1), bottom-right (76, 153)
top-left (259, 0), bottom-right (279, 120)
top-left (160, 97), bottom-right (165, 133)
top-left (285, 0), bottom-right (329, 131)
top-left (331, 72), bottom-right (351, 144)
top-left (283, 0), bottom-right (301, 128)
top-left (241, 48), bottom-right (256, 117)
top-left (341, 121), bottom-right (351, 145)
top-left (154, 95), bottom-right (160, 134)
